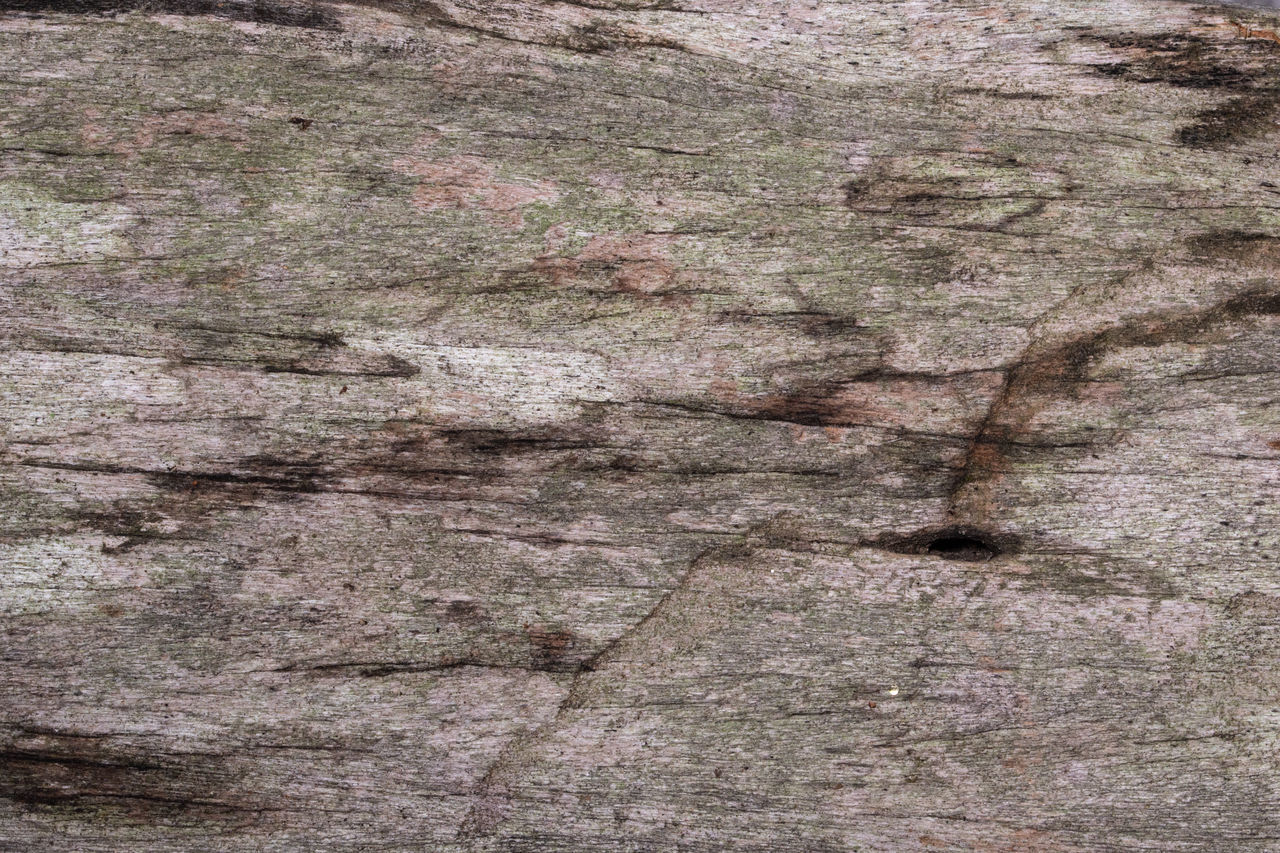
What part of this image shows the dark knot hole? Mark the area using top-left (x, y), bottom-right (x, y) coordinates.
top-left (925, 532), bottom-right (999, 562)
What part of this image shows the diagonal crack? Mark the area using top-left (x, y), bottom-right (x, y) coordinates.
top-left (454, 518), bottom-right (778, 841)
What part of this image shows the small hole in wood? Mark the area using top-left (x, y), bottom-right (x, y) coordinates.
top-left (925, 533), bottom-right (998, 562)
top-left (877, 526), bottom-right (1017, 562)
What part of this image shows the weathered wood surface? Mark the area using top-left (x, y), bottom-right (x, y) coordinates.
top-left (4, 0), bottom-right (1280, 849)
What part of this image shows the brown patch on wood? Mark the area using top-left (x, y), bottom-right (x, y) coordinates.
top-left (837, 154), bottom-right (1046, 232)
top-left (34, 458), bottom-right (328, 551)
top-left (110, 111), bottom-right (250, 155)
top-left (743, 382), bottom-right (848, 427)
top-left (611, 258), bottom-right (676, 294)
top-left (259, 352), bottom-right (419, 378)
top-left (951, 87), bottom-right (1054, 101)
top-left (576, 234), bottom-right (677, 296)
top-left (525, 626), bottom-right (576, 670)
top-left (426, 426), bottom-right (599, 463)
top-left (1073, 27), bottom-right (1280, 148)
top-left (393, 153), bottom-right (559, 229)
top-left (444, 599), bottom-right (488, 625)
top-left (1215, 289), bottom-right (1280, 319)
top-left (328, 439), bottom-right (503, 501)
top-left (709, 306), bottom-right (865, 341)
top-left (703, 369), bottom-right (1001, 439)
top-left (188, 422), bottom-right (604, 503)
top-left (531, 255), bottom-right (583, 288)
top-left (147, 455), bottom-right (327, 496)
top-left (160, 321), bottom-right (419, 377)
top-left (534, 233), bottom-right (678, 295)
top-left (799, 313), bottom-right (862, 339)
top-left (72, 504), bottom-right (167, 541)
top-left (1231, 20), bottom-right (1280, 47)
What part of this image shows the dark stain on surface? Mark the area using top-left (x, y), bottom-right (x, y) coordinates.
top-left (797, 313), bottom-right (863, 339)
top-left (1225, 590), bottom-right (1280, 617)
top-left (714, 309), bottom-right (864, 341)
top-left (436, 428), bottom-right (597, 456)
top-left (1185, 228), bottom-right (1278, 257)
top-left (444, 599), bottom-right (488, 625)
top-left (952, 86), bottom-right (1054, 100)
top-left (146, 456), bottom-right (326, 496)
top-left (0, 0), bottom-right (340, 28)
top-left (260, 352), bottom-right (421, 378)
top-left (1080, 31), bottom-right (1262, 89)
top-left (1179, 93), bottom-right (1280, 146)
top-left (1072, 27), bottom-right (1280, 147)
top-left (397, 0), bottom-right (689, 55)
top-left (526, 627), bottom-right (577, 671)
top-left (1214, 287), bottom-right (1280, 318)
top-left (746, 383), bottom-right (846, 427)
top-left (0, 740), bottom-right (248, 821)
top-left (841, 178), bottom-right (869, 208)
top-left (161, 322), bottom-right (419, 378)
top-left (72, 505), bottom-right (167, 541)
top-left (840, 171), bottom-right (1047, 234)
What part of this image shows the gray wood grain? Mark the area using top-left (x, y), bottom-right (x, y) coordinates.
top-left (3, 0), bottom-right (1280, 849)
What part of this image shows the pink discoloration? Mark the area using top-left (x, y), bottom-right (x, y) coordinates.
top-left (531, 256), bottom-right (582, 288)
top-left (579, 234), bottom-right (676, 294)
top-left (534, 232), bottom-right (678, 295)
top-left (128, 113), bottom-right (249, 154)
top-left (76, 107), bottom-right (246, 155)
top-left (394, 154), bottom-right (559, 229)
top-left (612, 259), bottom-right (676, 295)
top-left (80, 123), bottom-right (112, 149)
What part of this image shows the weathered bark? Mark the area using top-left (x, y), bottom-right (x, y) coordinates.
top-left (4, 0), bottom-right (1280, 849)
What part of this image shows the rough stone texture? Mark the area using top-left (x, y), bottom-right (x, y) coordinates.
top-left (3, 0), bottom-right (1280, 849)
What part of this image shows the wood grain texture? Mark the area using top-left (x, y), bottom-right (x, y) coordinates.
top-left (3, 0), bottom-right (1280, 849)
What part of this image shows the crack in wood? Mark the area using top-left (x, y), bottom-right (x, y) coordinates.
top-left (947, 275), bottom-right (1280, 521)
top-left (454, 521), bottom-right (776, 841)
